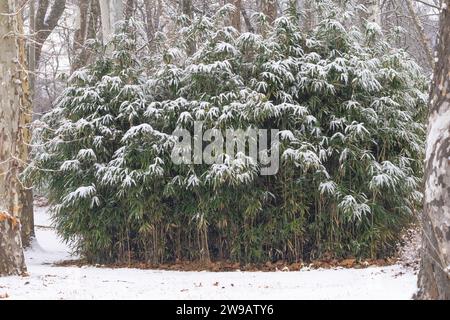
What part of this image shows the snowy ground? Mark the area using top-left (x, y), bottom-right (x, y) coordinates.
top-left (0, 206), bottom-right (418, 300)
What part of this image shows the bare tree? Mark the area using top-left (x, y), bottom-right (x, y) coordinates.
top-left (35, 0), bottom-right (67, 66)
top-left (0, 0), bottom-right (27, 276)
top-left (416, 0), bottom-right (450, 300)
top-left (72, 0), bottom-right (100, 73)
top-left (18, 0), bottom-right (66, 244)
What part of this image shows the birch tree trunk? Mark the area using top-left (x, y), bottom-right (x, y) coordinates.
top-left (99, 0), bottom-right (124, 44)
top-left (0, 0), bottom-right (27, 276)
top-left (416, 0), bottom-right (450, 300)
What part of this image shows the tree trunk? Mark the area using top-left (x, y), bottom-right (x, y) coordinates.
top-left (16, 9), bottom-right (35, 247)
top-left (363, 0), bottom-right (381, 25)
top-left (34, 0), bottom-right (67, 67)
top-left (241, 7), bottom-right (254, 33)
top-left (29, 0), bottom-right (36, 91)
top-left (99, 0), bottom-right (124, 44)
top-left (71, 0), bottom-right (100, 73)
top-left (230, 0), bottom-right (241, 32)
top-left (416, 0), bottom-right (450, 300)
top-left (261, 0), bottom-right (277, 24)
top-left (405, 0), bottom-right (434, 70)
top-left (181, 0), bottom-right (195, 55)
top-left (124, 0), bottom-right (134, 23)
top-left (0, 212), bottom-right (26, 276)
top-left (0, 0), bottom-right (27, 276)
top-left (301, 0), bottom-right (316, 31)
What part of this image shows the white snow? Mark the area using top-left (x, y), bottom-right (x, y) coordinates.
top-left (0, 207), bottom-right (418, 300)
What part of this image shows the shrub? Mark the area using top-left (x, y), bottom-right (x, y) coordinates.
top-left (29, 6), bottom-right (427, 264)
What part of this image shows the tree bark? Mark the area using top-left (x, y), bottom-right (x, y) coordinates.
top-left (362, 0), bottom-right (381, 25)
top-left (71, 0), bottom-right (100, 73)
top-left (0, 0), bottom-right (27, 276)
top-left (16, 7), bottom-right (35, 247)
top-left (124, 0), bottom-right (134, 23)
top-left (241, 7), bottom-right (254, 33)
top-left (405, 0), bottom-right (435, 70)
top-left (34, 0), bottom-right (67, 67)
top-left (416, 0), bottom-right (450, 300)
top-left (230, 0), bottom-right (241, 32)
top-left (181, 0), bottom-right (195, 55)
top-left (0, 212), bottom-right (26, 276)
top-left (261, 0), bottom-right (277, 24)
top-left (301, 0), bottom-right (316, 31)
top-left (99, 0), bottom-right (124, 44)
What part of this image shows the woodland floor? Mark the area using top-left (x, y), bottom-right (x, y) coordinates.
top-left (0, 201), bottom-right (420, 299)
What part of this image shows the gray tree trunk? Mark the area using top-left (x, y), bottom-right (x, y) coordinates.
top-left (405, 0), bottom-right (434, 69)
top-left (366, 0), bottom-right (381, 24)
top-left (181, 0), bottom-right (195, 55)
top-left (261, 0), bottom-right (277, 24)
top-left (0, 0), bottom-right (27, 276)
top-left (71, 0), bottom-right (100, 73)
top-left (416, 0), bottom-right (450, 300)
top-left (34, 0), bottom-right (67, 67)
top-left (16, 10), bottom-right (34, 248)
top-left (230, 0), bottom-right (241, 32)
top-left (99, 0), bottom-right (124, 44)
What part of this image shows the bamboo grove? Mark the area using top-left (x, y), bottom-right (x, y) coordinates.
top-left (27, 4), bottom-right (428, 264)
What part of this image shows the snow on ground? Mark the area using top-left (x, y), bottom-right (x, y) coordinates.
top-left (0, 206), bottom-right (418, 300)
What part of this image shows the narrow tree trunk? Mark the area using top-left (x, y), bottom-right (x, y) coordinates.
top-left (34, 0), bottom-right (67, 67)
top-left (241, 7), bottom-right (254, 33)
top-left (405, 0), bottom-right (434, 70)
top-left (301, 0), bottom-right (316, 31)
top-left (99, 0), bottom-right (123, 44)
top-left (416, 0), bottom-right (450, 300)
top-left (72, 0), bottom-right (91, 72)
top-left (124, 0), bottom-right (134, 23)
top-left (29, 0), bottom-right (36, 91)
top-left (0, 0), bottom-right (27, 276)
top-left (363, 0), bottom-right (381, 25)
top-left (231, 0), bottom-right (241, 32)
top-left (16, 10), bottom-right (35, 247)
top-left (261, 0), bottom-right (277, 24)
top-left (181, 0), bottom-right (195, 55)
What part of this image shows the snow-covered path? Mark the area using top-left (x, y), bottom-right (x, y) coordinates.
top-left (0, 207), bottom-right (418, 300)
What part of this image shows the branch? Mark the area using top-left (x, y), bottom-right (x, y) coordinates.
top-left (413, 0), bottom-right (440, 10)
